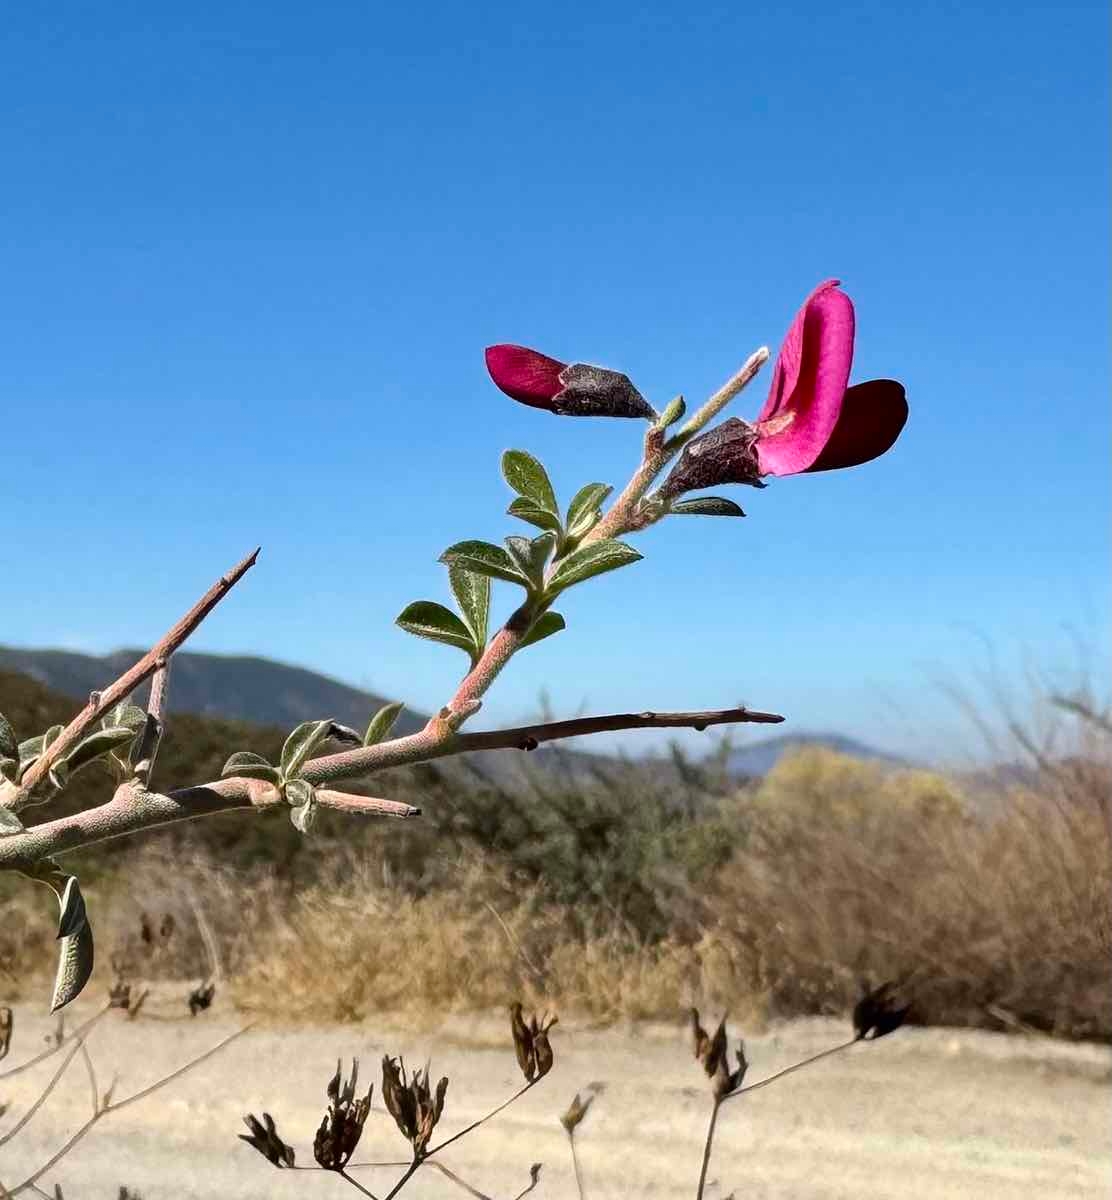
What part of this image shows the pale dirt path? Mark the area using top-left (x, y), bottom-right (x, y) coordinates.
top-left (1, 1000), bottom-right (1109, 1199)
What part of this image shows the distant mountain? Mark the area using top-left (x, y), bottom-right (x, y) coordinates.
top-left (0, 646), bottom-right (426, 738)
top-left (0, 647), bottom-right (908, 780)
top-left (724, 732), bottom-right (912, 777)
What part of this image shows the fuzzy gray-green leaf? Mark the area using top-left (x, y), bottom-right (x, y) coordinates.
top-left (280, 720), bottom-right (334, 780)
top-left (502, 449), bottom-right (558, 514)
top-left (507, 497), bottom-right (563, 534)
top-left (439, 541), bottom-right (530, 587)
top-left (449, 565), bottom-right (491, 648)
top-left (669, 496), bottom-right (746, 517)
top-left (364, 701), bottom-right (405, 747)
top-left (396, 601), bottom-right (479, 659)
top-left (61, 726), bottom-right (138, 776)
top-left (520, 611), bottom-right (567, 650)
top-left (0, 806), bottom-right (24, 835)
top-left (546, 539), bottom-right (643, 594)
top-left (51, 920), bottom-right (94, 1012)
top-left (221, 751), bottom-right (282, 784)
top-left (284, 778), bottom-right (314, 808)
top-left (103, 703), bottom-right (149, 732)
top-left (0, 714), bottom-right (16, 762)
top-left (566, 483), bottom-right (613, 530)
top-left (656, 396), bottom-right (686, 429)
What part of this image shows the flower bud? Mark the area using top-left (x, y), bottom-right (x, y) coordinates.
top-left (485, 345), bottom-right (655, 419)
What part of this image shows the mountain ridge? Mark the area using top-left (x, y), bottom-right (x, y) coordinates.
top-left (0, 645), bottom-right (906, 775)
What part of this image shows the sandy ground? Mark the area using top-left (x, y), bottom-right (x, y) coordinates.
top-left (1, 997), bottom-right (1109, 1199)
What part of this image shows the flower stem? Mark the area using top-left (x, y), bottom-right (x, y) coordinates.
top-left (589, 346), bottom-right (769, 544)
top-left (695, 1098), bottom-right (722, 1200)
top-left (569, 1131), bottom-right (587, 1200)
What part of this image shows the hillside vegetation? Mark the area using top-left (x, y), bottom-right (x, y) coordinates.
top-left (1, 668), bottom-right (1108, 1041)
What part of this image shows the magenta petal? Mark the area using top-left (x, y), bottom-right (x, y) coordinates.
top-left (804, 379), bottom-right (908, 472)
top-left (756, 280), bottom-right (855, 476)
top-left (485, 344), bottom-right (567, 409)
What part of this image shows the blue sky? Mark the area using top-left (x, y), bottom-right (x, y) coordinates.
top-left (2, 2), bottom-right (1107, 762)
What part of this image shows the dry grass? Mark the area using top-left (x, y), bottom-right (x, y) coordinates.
top-left (5, 698), bottom-right (1109, 1041)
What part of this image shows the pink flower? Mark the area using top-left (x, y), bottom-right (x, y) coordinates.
top-left (660, 280), bottom-right (908, 500)
top-left (754, 279), bottom-right (907, 475)
top-left (484, 344), bottom-right (655, 419)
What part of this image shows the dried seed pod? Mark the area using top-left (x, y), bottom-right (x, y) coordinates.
top-left (0, 1006), bottom-right (12, 1061)
top-left (239, 1112), bottom-right (296, 1168)
top-left (510, 1002), bottom-right (558, 1082)
top-left (692, 1010), bottom-right (747, 1099)
top-left (560, 1091), bottom-right (594, 1135)
top-left (382, 1055), bottom-right (449, 1158)
top-left (314, 1058), bottom-right (373, 1170)
top-left (853, 981), bottom-right (910, 1041)
top-left (188, 981), bottom-right (216, 1016)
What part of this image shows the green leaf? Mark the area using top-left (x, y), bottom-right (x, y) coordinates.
top-left (325, 722), bottom-right (363, 746)
top-left (669, 496), bottom-right (746, 517)
top-left (18, 734), bottom-right (45, 771)
top-left (221, 751), bottom-right (282, 784)
top-left (60, 726), bottom-right (138, 776)
top-left (396, 601), bottom-right (479, 659)
top-left (449, 565), bottom-right (491, 648)
top-left (520, 611), bottom-right (566, 649)
top-left (103, 703), bottom-right (148, 732)
top-left (280, 719), bottom-right (334, 780)
top-left (284, 778), bottom-right (314, 808)
top-left (0, 757), bottom-right (19, 785)
top-left (285, 778), bottom-right (317, 834)
top-left (289, 797), bottom-right (318, 834)
top-left (43, 725), bottom-right (63, 750)
top-left (566, 483), bottom-right (613, 530)
top-left (0, 713), bottom-right (17, 762)
top-left (506, 532), bottom-right (557, 590)
top-left (0, 806), bottom-right (24, 835)
top-left (364, 701), bottom-right (405, 747)
top-left (501, 449), bottom-right (557, 514)
top-left (656, 396), bottom-right (686, 429)
top-left (546, 539), bottom-right (643, 594)
top-left (507, 497), bottom-right (563, 534)
top-left (55, 874), bottom-right (88, 939)
top-left (439, 541), bottom-right (530, 587)
top-left (51, 919), bottom-right (94, 1013)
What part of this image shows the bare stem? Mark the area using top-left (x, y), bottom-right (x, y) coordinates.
top-left (15, 549), bottom-right (259, 803)
top-left (0, 704), bottom-right (781, 868)
top-left (0, 1037), bottom-right (84, 1148)
top-left (6, 1024), bottom-right (252, 1195)
top-left (0, 1004), bottom-right (110, 1080)
top-left (669, 345), bottom-right (770, 450)
top-left (588, 345), bottom-right (769, 544)
top-left (694, 1098), bottom-right (721, 1200)
top-left (569, 1132), bottom-right (587, 1200)
top-left (721, 1037), bottom-right (858, 1103)
top-left (133, 658), bottom-right (172, 784)
top-left (339, 1170), bottom-right (383, 1199)
top-left (425, 1080), bottom-right (535, 1159)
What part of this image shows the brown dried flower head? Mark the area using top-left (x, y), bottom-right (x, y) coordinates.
top-left (239, 1111), bottom-right (296, 1168)
top-left (853, 981), bottom-right (910, 1041)
top-left (188, 981), bottom-right (216, 1016)
top-left (381, 1055), bottom-right (449, 1158)
top-left (560, 1091), bottom-right (594, 1135)
top-left (510, 1002), bottom-right (558, 1083)
top-left (0, 1006), bottom-right (12, 1061)
top-left (314, 1058), bottom-right (373, 1170)
top-left (691, 1008), bottom-right (747, 1099)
